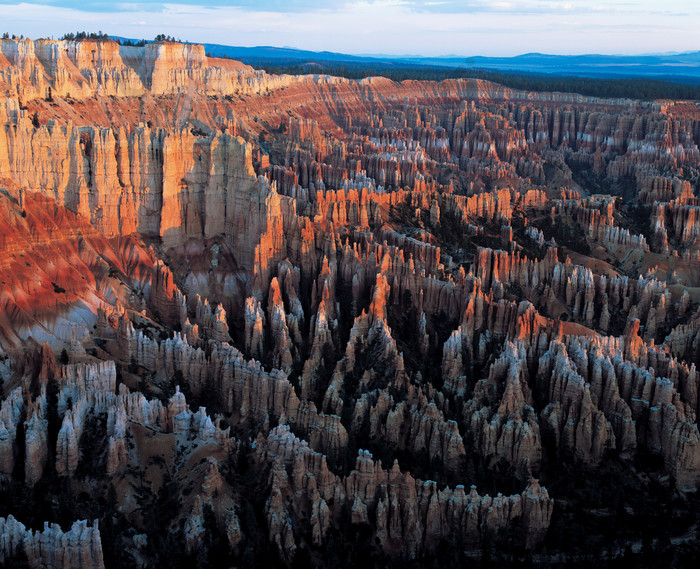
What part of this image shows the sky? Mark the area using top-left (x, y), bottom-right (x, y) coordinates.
top-left (0, 0), bottom-right (698, 57)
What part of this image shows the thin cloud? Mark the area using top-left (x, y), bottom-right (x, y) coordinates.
top-left (0, 1), bottom-right (697, 56)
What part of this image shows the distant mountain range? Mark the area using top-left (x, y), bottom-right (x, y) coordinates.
top-left (115, 37), bottom-right (700, 84)
top-left (415, 52), bottom-right (700, 83)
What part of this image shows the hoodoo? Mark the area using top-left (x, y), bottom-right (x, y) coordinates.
top-left (0, 35), bottom-right (698, 568)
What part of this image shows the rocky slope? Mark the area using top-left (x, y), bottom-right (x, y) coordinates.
top-left (0, 37), bottom-right (698, 568)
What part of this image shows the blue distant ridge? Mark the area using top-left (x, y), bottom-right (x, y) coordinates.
top-left (111, 37), bottom-right (700, 84)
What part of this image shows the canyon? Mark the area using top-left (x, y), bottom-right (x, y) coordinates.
top-left (0, 37), bottom-right (698, 568)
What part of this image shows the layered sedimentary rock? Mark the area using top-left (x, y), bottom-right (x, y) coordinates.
top-left (0, 38), bottom-right (294, 101)
top-left (0, 36), bottom-right (698, 567)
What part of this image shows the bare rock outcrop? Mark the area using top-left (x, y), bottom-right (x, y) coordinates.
top-left (261, 425), bottom-right (552, 559)
top-left (0, 516), bottom-right (104, 569)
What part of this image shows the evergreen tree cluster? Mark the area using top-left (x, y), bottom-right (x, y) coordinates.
top-left (59, 31), bottom-right (109, 41)
top-left (154, 34), bottom-right (182, 43)
top-left (246, 59), bottom-right (700, 101)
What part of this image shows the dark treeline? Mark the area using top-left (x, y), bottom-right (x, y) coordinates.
top-left (55, 32), bottom-right (178, 46)
top-left (120, 38), bottom-right (148, 47)
top-left (238, 58), bottom-right (700, 101)
top-left (153, 34), bottom-right (183, 43)
top-left (59, 31), bottom-right (109, 41)
top-left (58, 31), bottom-right (147, 45)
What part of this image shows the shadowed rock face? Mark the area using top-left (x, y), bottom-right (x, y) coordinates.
top-left (0, 37), bottom-right (699, 568)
